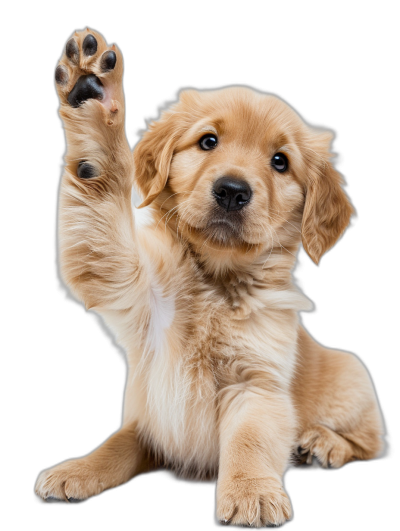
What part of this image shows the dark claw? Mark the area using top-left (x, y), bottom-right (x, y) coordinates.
top-left (82, 34), bottom-right (98, 56)
top-left (45, 496), bottom-right (64, 503)
top-left (297, 446), bottom-right (304, 454)
top-left (67, 74), bottom-right (104, 108)
top-left (77, 161), bottom-right (98, 179)
top-left (100, 50), bottom-right (117, 72)
top-left (312, 455), bottom-right (321, 466)
top-left (55, 65), bottom-right (68, 85)
top-left (68, 497), bottom-right (83, 503)
top-left (66, 38), bottom-right (79, 63)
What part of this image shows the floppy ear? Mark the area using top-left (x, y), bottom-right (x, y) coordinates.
top-left (133, 109), bottom-right (182, 208)
top-left (301, 134), bottom-right (354, 264)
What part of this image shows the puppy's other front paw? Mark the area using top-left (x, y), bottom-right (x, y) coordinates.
top-left (35, 459), bottom-right (104, 502)
top-left (217, 477), bottom-right (292, 527)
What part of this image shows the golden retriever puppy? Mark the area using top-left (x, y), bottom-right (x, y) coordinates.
top-left (35, 29), bottom-right (384, 526)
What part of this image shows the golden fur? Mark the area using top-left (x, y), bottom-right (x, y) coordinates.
top-left (35, 29), bottom-right (384, 526)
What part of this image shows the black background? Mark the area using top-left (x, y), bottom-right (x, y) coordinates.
top-left (23, 9), bottom-right (397, 530)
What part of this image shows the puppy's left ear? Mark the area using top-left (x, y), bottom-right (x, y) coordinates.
top-left (301, 132), bottom-right (354, 264)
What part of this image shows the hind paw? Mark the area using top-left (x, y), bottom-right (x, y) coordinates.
top-left (296, 425), bottom-right (355, 468)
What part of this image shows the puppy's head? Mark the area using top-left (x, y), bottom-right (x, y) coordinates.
top-left (134, 87), bottom-right (353, 265)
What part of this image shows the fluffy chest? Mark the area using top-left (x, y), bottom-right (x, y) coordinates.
top-left (146, 273), bottom-right (307, 380)
top-left (138, 287), bottom-right (303, 471)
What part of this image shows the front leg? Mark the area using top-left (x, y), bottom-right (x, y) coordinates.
top-left (217, 384), bottom-right (295, 527)
top-left (55, 29), bottom-right (145, 312)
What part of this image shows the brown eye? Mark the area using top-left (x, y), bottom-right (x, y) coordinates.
top-left (199, 134), bottom-right (218, 150)
top-left (271, 153), bottom-right (288, 173)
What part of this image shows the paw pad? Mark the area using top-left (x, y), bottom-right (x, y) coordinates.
top-left (55, 65), bottom-right (68, 85)
top-left (82, 34), bottom-right (98, 56)
top-left (100, 50), bottom-right (117, 72)
top-left (67, 74), bottom-right (103, 108)
top-left (66, 38), bottom-right (79, 63)
top-left (77, 161), bottom-right (98, 179)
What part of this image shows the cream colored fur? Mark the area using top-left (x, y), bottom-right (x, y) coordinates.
top-left (35, 29), bottom-right (384, 527)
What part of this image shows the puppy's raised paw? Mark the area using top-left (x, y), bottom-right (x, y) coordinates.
top-left (55, 28), bottom-right (124, 120)
top-left (217, 477), bottom-right (292, 527)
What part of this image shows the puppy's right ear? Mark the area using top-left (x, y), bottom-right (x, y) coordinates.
top-left (134, 108), bottom-right (183, 208)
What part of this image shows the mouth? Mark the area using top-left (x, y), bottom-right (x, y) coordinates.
top-left (205, 217), bottom-right (242, 243)
top-left (207, 218), bottom-right (237, 229)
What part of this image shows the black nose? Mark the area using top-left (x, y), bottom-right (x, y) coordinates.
top-left (212, 177), bottom-right (252, 212)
